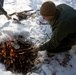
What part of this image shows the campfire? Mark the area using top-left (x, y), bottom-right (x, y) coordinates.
top-left (0, 35), bottom-right (37, 74)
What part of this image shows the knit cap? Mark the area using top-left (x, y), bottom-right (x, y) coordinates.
top-left (40, 1), bottom-right (56, 16)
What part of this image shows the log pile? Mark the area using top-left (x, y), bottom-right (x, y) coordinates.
top-left (0, 36), bottom-right (37, 74)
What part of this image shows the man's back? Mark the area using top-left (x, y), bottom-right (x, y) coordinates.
top-left (48, 4), bottom-right (76, 50)
top-left (56, 4), bottom-right (76, 42)
top-left (57, 4), bottom-right (76, 23)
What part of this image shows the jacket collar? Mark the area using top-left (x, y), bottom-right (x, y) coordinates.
top-left (49, 9), bottom-right (61, 28)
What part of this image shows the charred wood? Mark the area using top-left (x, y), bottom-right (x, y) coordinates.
top-left (0, 38), bottom-right (37, 74)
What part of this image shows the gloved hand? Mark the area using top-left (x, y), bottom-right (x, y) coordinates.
top-left (30, 46), bottom-right (40, 53)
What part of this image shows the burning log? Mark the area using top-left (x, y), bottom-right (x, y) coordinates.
top-left (0, 36), bottom-right (37, 74)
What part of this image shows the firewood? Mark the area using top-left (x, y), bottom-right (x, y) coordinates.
top-left (0, 37), bottom-right (37, 74)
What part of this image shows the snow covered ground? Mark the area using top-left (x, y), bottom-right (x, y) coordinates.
top-left (0, 0), bottom-right (76, 75)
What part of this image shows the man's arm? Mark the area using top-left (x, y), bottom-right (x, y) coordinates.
top-left (39, 23), bottom-right (71, 52)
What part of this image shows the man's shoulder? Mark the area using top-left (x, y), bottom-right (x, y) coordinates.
top-left (57, 3), bottom-right (75, 10)
top-left (56, 3), bottom-right (76, 18)
top-left (57, 4), bottom-right (70, 8)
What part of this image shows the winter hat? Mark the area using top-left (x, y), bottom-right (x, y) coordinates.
top-left (40, 1), bottom-right (56, 16)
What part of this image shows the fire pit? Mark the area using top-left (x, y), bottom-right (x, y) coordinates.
top-left (0, 35), bottom-right (37, 74)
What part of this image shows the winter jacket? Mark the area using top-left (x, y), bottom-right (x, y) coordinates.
top-left (40, 4), bottom-right (76, 52)
top-left (0, 0), bottom-right (7, 15)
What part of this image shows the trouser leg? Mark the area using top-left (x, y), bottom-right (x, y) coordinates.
top-left (0, 0), bottom-right (7, 15)
top-left (0, 0), bottom-right (4, 7)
